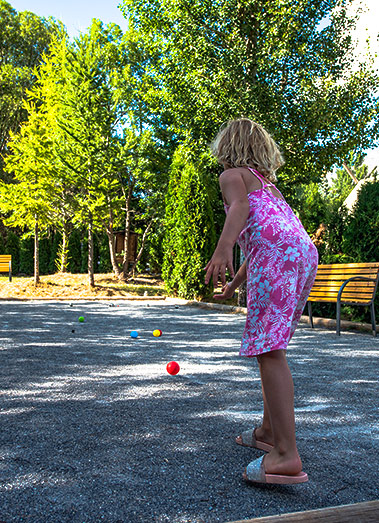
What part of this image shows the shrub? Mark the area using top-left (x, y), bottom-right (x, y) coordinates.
top-left (19, 237), bottom-right (34, 274)
top-left (162, 146), bottom-right (216, 299)
top-left (39, 238), bottom-right (51, 275)
top-left (342, 180), bottom-right (379, 262)
top-left (67, 229), bottom-right (82, 273)
top-left (50, 230), bottom-right (62, 273)
top-left (5, 231), bottom-right (20, 273)
top-left (98, 233), bottom-right (112, 273)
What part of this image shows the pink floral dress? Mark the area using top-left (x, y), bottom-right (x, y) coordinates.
top-left (225, 168), bottom-right (318, 357)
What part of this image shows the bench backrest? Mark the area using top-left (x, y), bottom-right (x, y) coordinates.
top-left (309, 262), bottom-right (379, 305)
top-left (0, 255), bottom-right (12, 272)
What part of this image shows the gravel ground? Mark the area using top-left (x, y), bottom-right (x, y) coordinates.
top-left (0, 299), bottom-right (378, 523)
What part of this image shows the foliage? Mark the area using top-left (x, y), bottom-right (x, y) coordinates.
top-left (295, 179), bottom-right (328, 236)
top-left (19, 237), bottom-right (33, 274)
top-left (50, 230), bottom-right (62, 273)
top-left (1, 101), bottom-right (61, 233)
top-left (39, 238), bottom-right (51, 275)
top-left (138, 221), bottom-right (165, 274)
top-left (1, 19), bottom-right (165, 282)
top-left (5, 230), bottom-right (20, 272)
top-left (0, 233), bottom-right (5, 254)
top-left (320, 202), bottom-right (350, 262)
top-left (121, 0), bottom-right (379, 199)
top-left (0, 95), bottom-right (63, 282)
top-left (98, 234), bottom-right (113, 273)
top-left (329, 152), bottom-right (370, 207)
top-left (0, 0), bottom-right (63, 180)
top-left (342, 179), bottom-right (379, 262)
top-left (67, 229), bottom-right (82, 274)
top-left (162, 146), bottom-right (216, 298)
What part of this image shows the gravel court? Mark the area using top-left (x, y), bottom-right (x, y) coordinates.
top-left (0, 299), bottom-right (378, 523)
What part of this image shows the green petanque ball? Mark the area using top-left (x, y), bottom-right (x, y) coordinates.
top-left (78, 316), bottom-right (85, 323)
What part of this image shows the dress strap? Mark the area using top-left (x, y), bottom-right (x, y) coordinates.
top-left (247, 167), bottom-right (286, 201)
top-left (247, 167), bottom-right (272, 189)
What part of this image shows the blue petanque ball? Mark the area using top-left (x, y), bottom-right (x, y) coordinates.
top-left (130, 331), bottom-right (138, 338)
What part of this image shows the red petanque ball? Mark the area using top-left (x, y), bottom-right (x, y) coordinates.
top-left (166, 361), bottom-right (180, 375)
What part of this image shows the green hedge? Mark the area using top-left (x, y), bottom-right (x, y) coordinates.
top-left (162, 146), bottom-right (216, 299)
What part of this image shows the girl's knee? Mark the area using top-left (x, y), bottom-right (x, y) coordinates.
top-left (258, 349), bottom-right (287, 365)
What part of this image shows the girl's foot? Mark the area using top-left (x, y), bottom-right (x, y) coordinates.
top-left (236, 427), bottom-right (274, 451)
top-left (235, 426), bottom-right (274, 447)
top-left (262, 448), bottom-right (302, 476)
top-left (243, 455), bottom-right (308, 484)
top-left (254, 426), bottom-right (274, 447)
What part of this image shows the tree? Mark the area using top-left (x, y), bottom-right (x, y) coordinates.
top-left (44, 23), bottom-right (131, 286)
top-left (0, 0), bottom-right (63, 180)
top-left (1, 19), bottom-right (169, 283)
top-left (162, 146), bottom-right (216, 298)
top-left (342, 179), bottom-right (379, 262)
top-left (0, 103), bottom-right (60, 283)
top-left (121, 0), bottom-right (379, 198)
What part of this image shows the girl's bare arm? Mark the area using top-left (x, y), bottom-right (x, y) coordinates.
top-left (205, 170), bottom-right (250, 286)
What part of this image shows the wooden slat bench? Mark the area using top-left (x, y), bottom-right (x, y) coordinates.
top-left (307, 262), bottom-right (379, 337)
top-left (227, 499), bottom-right (379, 522)
top-left (0, 254), bottom-right (12, 282)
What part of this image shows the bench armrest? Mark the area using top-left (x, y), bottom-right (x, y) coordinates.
top-left (338, 276), bottom-right (377, 304)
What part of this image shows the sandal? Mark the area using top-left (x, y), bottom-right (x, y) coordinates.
top-left (236, 428), bottom-right (274, 452)
top-left (243, 455), bottom-right (308, 485)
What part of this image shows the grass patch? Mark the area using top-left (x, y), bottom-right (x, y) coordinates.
top-left (0, 272), bottom-right (166, 299)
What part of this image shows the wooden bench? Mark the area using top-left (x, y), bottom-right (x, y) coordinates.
top-left (227, 499), bottom-right (379, 522)
top-left (307, 262), bottom-right (379, 337)
top-left (0, 254), bottom-right (12, 282)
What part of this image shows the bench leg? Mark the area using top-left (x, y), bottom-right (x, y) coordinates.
top-left (370, 303), bottom-right (377, 337)
top-left (336, 299), bottom-right (341, 336)
top-left (308, 302), bottom-right (314, 328)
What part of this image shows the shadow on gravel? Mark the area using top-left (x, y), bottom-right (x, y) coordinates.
top-left (0, 301), bottom-right (378, 522)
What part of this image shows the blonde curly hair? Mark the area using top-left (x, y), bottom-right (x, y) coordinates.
top-left (211, 118), bottom-right (284, 182)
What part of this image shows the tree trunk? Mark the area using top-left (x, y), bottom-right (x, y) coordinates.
top-left (106, 208), bottom-right (121, 277)
top-left (88, 216), bottom-right (95, 287)
top-left (60, 220), bottom-right (70, 272)
top-left (126, 214), bottom-right (156, 278)
top-left (119, 181), bottom-right (134, 280)
top-left (343, 162), bottom-right (358, 184)
top-left (34, 215), bottom-right (40, 285)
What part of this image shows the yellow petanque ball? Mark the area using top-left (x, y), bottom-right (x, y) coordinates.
top-left (153, 329), bottom-right (162, 337)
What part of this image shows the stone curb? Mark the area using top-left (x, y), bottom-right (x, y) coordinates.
top-left (184, 300), bottom-right (377, 335)
top-left (0, 295), bottom-right (167, 302)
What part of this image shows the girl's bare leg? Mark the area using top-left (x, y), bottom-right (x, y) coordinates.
top-left (254, 358), bottom-right (274, 445)
top-left (257, 349), bottom-right (302, 475)
top-left (236, 360), bottom-right (274, 446)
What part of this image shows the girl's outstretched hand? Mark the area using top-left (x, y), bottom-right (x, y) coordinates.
top-left (213, 282), bottom-right (235, 300)
top-left (204, 248), bottom-right (235, 287)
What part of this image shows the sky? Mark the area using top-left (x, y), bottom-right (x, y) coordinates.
top-left (10, 0), bottom-right (128, 37)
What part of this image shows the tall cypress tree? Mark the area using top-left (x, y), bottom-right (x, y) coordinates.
top-left (162, 146), bottom-right (216, 298)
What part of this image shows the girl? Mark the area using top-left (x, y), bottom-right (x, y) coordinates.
top-left (205, 118), bottom-right (318, 485)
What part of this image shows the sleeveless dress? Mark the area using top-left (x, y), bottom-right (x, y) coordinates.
top-left (225, 168), bottom-right (318, 357)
